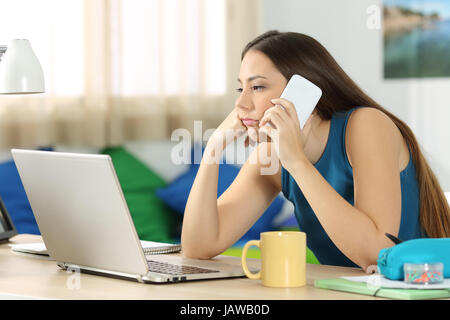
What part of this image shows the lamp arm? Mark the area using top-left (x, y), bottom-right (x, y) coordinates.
top-left (0, 45), bottom-right (6, 63)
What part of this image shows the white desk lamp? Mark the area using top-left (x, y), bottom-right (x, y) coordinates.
top-left (0, 39), bottom-right (45, 94)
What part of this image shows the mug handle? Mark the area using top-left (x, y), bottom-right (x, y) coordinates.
top-left (241, 240), bottom-right (261, 280)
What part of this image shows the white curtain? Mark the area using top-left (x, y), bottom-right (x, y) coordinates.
top-left (0, 0), bottom-right (261, 148)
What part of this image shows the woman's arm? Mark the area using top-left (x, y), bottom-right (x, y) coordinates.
top-left (287, 108), bottom-right (403, 270)
top-left (181, 141), bottom-right (281, 259)
top-left (181, 141), bottom-right (222, 259)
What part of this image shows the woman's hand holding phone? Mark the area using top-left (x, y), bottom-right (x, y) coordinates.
top-left (258, 74), bottom-right (321, 171)
top-left (259, 98), bottom-right (313, 172)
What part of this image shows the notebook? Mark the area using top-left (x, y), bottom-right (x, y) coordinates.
top-left (315, 278), bottom-right (450, 300)
top-left (10, 241), bottom-right (181, 256)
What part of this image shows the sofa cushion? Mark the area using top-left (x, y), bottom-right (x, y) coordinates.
top-left (0, 147), bottom-right (54, 234)
top-left (101, 146), bottom-right (179, 243)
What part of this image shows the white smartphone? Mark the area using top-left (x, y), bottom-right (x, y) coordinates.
top-left (267, 74), bottom-right (322, 129)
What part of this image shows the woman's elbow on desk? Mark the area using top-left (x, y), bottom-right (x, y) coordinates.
top-left (358, 258), bottom-right (378, 273)
top-left (353, 245), bottom-right (385, 272)
top-left (182, 246), bottom-right (219, 260)
top-left (181, 239), bottom-right (222, 260)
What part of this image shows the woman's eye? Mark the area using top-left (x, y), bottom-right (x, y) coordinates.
top-left (252, 85), bottom-right (265, 91)
top-left (235, 86), bottom-right (265, 93)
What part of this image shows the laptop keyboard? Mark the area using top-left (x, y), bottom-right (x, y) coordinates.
top-left (147, 260), bottom-right (220, 276)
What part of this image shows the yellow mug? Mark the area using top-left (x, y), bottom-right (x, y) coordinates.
top-left (241, 231), bottom-right (306, 287)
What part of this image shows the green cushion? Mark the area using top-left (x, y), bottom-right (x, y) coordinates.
top-left (306, 247), bottom-right (320, 264)
top-left (101, 146), bottom-right (179, 243)
top-left (223, 247), bottom-right (261, 259)
top-left (223, 246), bottom-right (320, 264)
top-left (224, 224), bottom-right (321, 264)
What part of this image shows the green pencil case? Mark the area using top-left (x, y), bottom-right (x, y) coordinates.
top-left (377, 238), bottom-right (450, 280)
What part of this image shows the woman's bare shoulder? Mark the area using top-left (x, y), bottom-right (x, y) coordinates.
top-left (345, 107), bottom-right (407, 169)
top-left (348, 107), bottom-right (396, 131)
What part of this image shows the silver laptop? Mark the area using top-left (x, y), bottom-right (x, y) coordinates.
top-left (11, 149), bottom-right (247, 284)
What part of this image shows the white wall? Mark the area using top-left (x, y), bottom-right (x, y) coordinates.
top-left (262, 0), bottom-right (450, 191)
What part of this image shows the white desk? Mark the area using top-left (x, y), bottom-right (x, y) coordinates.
top-left (1, 234), bottom-right (382, 300)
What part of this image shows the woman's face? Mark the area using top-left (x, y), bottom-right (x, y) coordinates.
top-left (235, 50), bottom-right (287, 128)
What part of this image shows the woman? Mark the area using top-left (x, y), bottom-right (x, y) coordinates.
top-left (181, 30), bottom-right (450, 270)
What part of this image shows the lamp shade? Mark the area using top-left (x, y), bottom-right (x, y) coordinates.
top-left (0, 39), bottom-right (45, 94)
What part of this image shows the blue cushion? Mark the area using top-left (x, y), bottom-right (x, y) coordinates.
top-left (0, 147), bottom-right (53, 234)
top-left (156, 144), bottom-right (284, 242)
top-left (279, 214), bottom-right (299, 229)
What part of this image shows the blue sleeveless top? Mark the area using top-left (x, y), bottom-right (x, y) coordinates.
top-left (281, 107), bottom-right (423, 267)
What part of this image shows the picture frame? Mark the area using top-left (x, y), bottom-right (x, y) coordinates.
top-left (383, 0), bottom-right (450, 79)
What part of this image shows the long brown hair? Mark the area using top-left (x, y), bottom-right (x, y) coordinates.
top-left (242, 30), bottom-right (450, 238)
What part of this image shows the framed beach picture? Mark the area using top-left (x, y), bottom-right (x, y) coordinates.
top-left (383, 0), bottom-right (450, 78)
